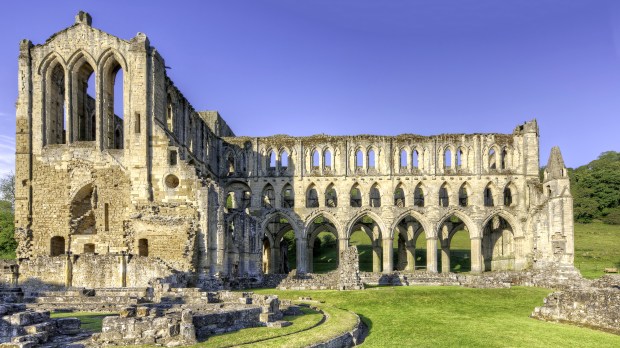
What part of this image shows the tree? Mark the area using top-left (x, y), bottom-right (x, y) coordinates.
top-left (0, 172), bottom-right (15, 211)
top-left (570, 151), bottom-right (620, 223)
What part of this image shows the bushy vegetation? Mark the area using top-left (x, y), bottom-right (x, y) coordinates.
top-left (0, 173), bottom-right (16, 259)
top-left (570, 151), bottom-right (620, 224)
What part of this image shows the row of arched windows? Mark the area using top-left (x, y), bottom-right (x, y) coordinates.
top-left (238, 182), bottom-right (517, 210)
top-left (42, 50), bottom-right (125, 149)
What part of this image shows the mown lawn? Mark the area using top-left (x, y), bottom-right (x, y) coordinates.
top-left (574, 222), bottom-right (620, 278)
top-left (253, 286), bottom-right (620, 348)
top-left (50, 312), bottom-right (115, 332)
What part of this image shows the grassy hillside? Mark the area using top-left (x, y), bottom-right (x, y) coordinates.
top-left (574, 222), bottom-right (620, 278)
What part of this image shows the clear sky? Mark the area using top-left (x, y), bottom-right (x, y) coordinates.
top-left (1, 0), bottom-right (619, 177)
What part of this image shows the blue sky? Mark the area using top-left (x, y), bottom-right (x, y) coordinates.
top-left (1, 0), bottom-right (619, 177)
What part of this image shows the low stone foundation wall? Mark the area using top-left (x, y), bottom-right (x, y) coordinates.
top-left (532, 287), bottom-right (620, 334)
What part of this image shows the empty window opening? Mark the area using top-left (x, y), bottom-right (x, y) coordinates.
top-left (312, 150), bottom-right (320, 169)
top-left (134, 113), bottom-right (141, 134)
top-left (138, 238), bottom-right (149, 257)
top-left (104, 203), bottom-right (110, 231)
top-left (262, 184), bottom-right (275, 208)
top-left (489, 148), bottom-right (497, 169)
top-left (282, 185), bottom-right (294, 208)
top-left (368, 149), bottom-right (376, 168)
top-left (414, 186), bottom-right (425, 207)
top-left (350, 186), bottom-right (362, 207)
top-left (281, 150), bottom-right (289, 168)
top-left (439, 186), bottom-right (449, 207)
top-left (459, 186), bottom-right (468, 207)
top-left (444, 149), bottom-right (452, 169)
top-left (50, 236), bottom-right (65, 256)
top-left (400, 149), bottom-right (407, 168)
top-left (306, 186), bottom-right (319, 208)
top-left (412, 150), bottom-right (419, 169)
top-left (242, 190), bottom-right (252, 209)
top-left (84, 243), bottom-right (95, 254)
top-left (166, 96), bottom-right (174, 132)
top-left (394, 186), bottom-right (405, 207)
top-left (47, 64), bottom-right (66, 145)
top-left (108, 66), bottom-right (124, 149)
top-left (325, 185), bottom-right (337, 207)
top-left (227, 153), bottom-right (235, 175)
top-left (169, 150), bottom-right (178, 166)
top-left (356, 150), bottom-right (364, 168)
top-left (269, 150), bottom-right (276, 169)
top-left (504, 187), bottom-right (513, 206)
top-left (457, 149), bottom-right (463, 168)
top-left (501, 148), bottom-right (508, 170)
top-left (369, 184), bottom-right (381, 207)
top-left (75, 62), bottom-right (96, 142)
top-left (324, 150), bottom-right (332, 170)
top-left (484, 187), bottom-right (494, 206)
top-left (226, 192), bottom-right (235, 209)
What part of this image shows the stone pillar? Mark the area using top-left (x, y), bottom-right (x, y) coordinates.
top-left (470, 237), bottom-right (483, 273)
top-left (372, 242), bottom-right (381, 272)
top-left (426, 237), bottom-right (438, 273)
top-left (406, 223), bottom-right (415, 272)
top-left (382, 238), bottom-right (393, 273)
top-left (338, 238), bottom-right (348, 266)
top-left (441, 240), bottom-right (450, 274)
top-left (119, 252), bottom-right (127, 287)
top-left (296, 238), bottom-right (307, 273)
top-left (269, 247), bottom-right (277, 274)
top-left (514, 236), bottom-right (525, 271)
top-left (307, 246), bottom-right (314, 273)
top-left (65, 253), bottom-right (73, 288)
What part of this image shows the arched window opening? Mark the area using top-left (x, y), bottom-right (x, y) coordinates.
top-left (306, 185), bottom-right (319, 208)
top-left (482, 216), bottom-right (515, 271)
top-left (504, 187), bottom-right (513, 206)
top-left (355, 150), bottom-right (364, 168)
top-left (280, 150), bottom-right (289, 169)
top-left (414, 186), bottom-right (425, 207)
top-left (138, 238), bottom-right (149, 257)
top-left (47, 64), bottom-right (66, 145)
top-left (312, 149), bottom-right (320, 169)
top-left (268, 150), bottom-right (277, 169)
top-left (394, 186), bottom-right (405, 207)
top-left (484, 187), bottom-right (494, 206)
top-left (459, 186), bottom-right (468, 207)
top-left (226, 192), bottom-right (235, 209)
top-left (501, 148), bottom-right (508, 170)
top-left (350, 185), bottom-right (362, 207)
top-left (166, 95), bottom-right (174, 132)
top-left (369, 184), bottom-right (381, 207)
top-left (242, 190), bottom-right (252, 209)
top-left (444, 149), bottom-right (452, 169)
top-left (489, 148), bottom-right (497, 169)
top-left (547, 185), bottom-right (552, 196)
top-left (324, 150), bottom-right (332, 170)
top-left (457, 149), bottom-right (463, 168)
top-left (439, 186), bottom-right (449, 207)
top-left (84, 243), bottom-right (95, 254)
top-left (50, 236), bottom-right (65, 256)
top-left (412, 150), bottom-right (419, 169)
top-left (281, 184), bottom-right (294, 208)
top-left (400, 149), bottom-right (408, 168)
top-left (262, 184), bottom-right (275, 208)
top-left (325, 184), bottom-right (337, 207)
top-left (106, 65), bottom-right (124, 149)
top-left (368, 149), bottom-right (376, 168)
top-left (227, 153), bottom-right (235, 176)
top-left (75, 62), bottom-right (96, 142)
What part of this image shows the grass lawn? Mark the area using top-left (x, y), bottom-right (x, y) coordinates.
top-left (574, 222), bottom-right (620, 278)
top-left (50, 312), bottom-right (115, 332)
top-left (253, 286), bottom-right (620, 348)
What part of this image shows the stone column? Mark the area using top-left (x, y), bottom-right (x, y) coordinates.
top-left (307, 245), bottom-right (314, 273)
top-left (372, 243), bottom-right (382, 273)
top-left (269, 247), bottom-right (277, 274)
top-left (382, 238), bottom-right (393, 273)
top-left (514, 236), bottom-right (525, 271)
top-left (65, 253), bottom-right (73, 288)
top-left (441, 239), bottom-right (450, 274)
top-left (470, 237), bottom-right (483, 273)
top-left (338, 238), bottom-right (348, 267)
top-left (296, 238), bottom-right (307, 273)
top-left (119, 252), bottom-right (127, 287)
top-left (426, 237), bottom-right (438, 273)
top-left (406, 223), bottom-right (415, 272)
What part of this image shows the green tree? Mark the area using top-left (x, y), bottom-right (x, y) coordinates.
top-left (570, 151), bottom-right (620, 223)
top-left (0, 173), bottom-right (16, 258)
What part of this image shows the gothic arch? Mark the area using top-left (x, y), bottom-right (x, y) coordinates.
top-left (344, 209), bottom-right (388, 239)
top-left (389, 210), bottom-right (433, 239)
top-left (436, 209), bottom-right (478, 239)
top-left (261, 210), bottom-right (302, 240)
top-left (481, 209), bottom-right (521, 238)
top-left (302, 210), bottom-right (343, 240)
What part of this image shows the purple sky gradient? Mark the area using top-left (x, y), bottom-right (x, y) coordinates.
top-left (0, 0), bottom-right (619, 176)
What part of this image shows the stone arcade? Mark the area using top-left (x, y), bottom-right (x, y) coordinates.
top-left (12, 12), bottom-right (575, 291)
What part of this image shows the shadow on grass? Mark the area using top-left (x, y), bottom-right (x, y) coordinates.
top-left (357, 313), bottom-right (372, 344)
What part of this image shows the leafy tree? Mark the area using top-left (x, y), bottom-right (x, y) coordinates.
top-left (0, 173), bottom-right (16, 258)
top-left (0, 172), bottom-right (14, 211)
top-left (570, 151), bottom-right (620, 223)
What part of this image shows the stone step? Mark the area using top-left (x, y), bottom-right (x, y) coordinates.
top-left (23, 322), bottom-right (54, 335)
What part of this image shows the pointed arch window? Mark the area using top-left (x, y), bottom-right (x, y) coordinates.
top-left (281, 184), bottom-right (294, 208)
top-left (439, 186), bottom-right (449, 207)
top-left (350, 185), bottom-right (362, 207)
top-left (484, 187), bottom-right (494, 206)
top-left (369, 184), bottom-right (381, 207)
top-left (394, 186), bottom-right (405, 207)
top-left (355, 149), bottom-right (364, 168)
top-left (325, 185), bottom-right (337, 207)
top-left (324, 150), bottom-right (332, 171)
top-left (46, 63), bottom-right (66, 145)
top-left (459, 186), bottom-right (468, 207)
top-left (306, 185), bottom-right (319, 208)
top-left (312, 150), bottom-right (320, 169)
top-left (504, 187), bottom-right (513, 206)
top-left (414, 186), bottom-right (425, 207)
top-left (400, 149), bottom-right (408, 168)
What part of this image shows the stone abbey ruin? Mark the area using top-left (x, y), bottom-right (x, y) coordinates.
top-left (5, 11), bottom-right (618, 347)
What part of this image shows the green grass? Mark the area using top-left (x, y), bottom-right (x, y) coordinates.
top-left (574, 222), bottom-right (620, 278)
top-left (252, 286), bottom-right (620, 348)
top-left (50, 312), bottom-right (115, 332)
top-left (195, 307), bottom-right (325, 347)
